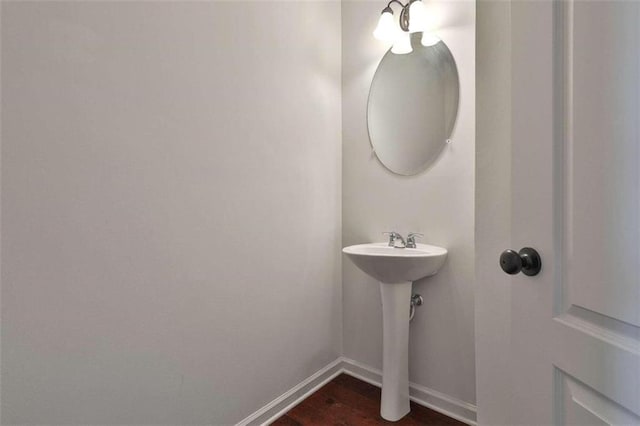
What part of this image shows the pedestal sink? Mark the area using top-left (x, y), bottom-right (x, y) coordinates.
top-left (342, 242), bottom-right (447, 421)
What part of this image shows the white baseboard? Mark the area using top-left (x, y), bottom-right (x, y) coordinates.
top-left (235, 358), bottom-right (344, 426)
top-left (236, 357), bottom-right (477, 426)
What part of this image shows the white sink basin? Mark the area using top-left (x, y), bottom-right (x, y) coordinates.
top-left (342, 242), bottom-right (447, 283)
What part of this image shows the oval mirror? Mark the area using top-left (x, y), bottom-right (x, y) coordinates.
top-left (367, 35), bottom-right (459, 176)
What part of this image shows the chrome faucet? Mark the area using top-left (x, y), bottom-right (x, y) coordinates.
top-left (383, 232), bottom-right (423, 248)
top-left (406, 232), bottom-right (423, 248)
top-left (383, 232), bottom-right (406, 248)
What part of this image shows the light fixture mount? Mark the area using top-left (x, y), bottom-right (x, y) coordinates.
top-left (383, 0), bottom-right (412, 32)
top-left (373, 0), bottom-right (440, 54)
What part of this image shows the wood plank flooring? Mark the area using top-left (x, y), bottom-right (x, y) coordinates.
top-left (271, 374), bottom-right (466, 426)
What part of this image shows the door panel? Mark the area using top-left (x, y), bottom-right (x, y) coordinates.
top-left (555, 369), bottom-right (640, 426)
top-left (565, 0), bottom-right (640, 328)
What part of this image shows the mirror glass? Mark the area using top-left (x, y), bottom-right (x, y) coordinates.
top-left (368, 35), bottom-right (459, 175)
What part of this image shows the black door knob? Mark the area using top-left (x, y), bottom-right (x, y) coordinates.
top-left (499, 247), bottom-right (541, 276)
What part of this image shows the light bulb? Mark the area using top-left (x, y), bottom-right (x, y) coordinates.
top-left (408, 0), bottom-right (428, 33)
top-left (421, 32), bottom-right (441, 47)
top-left (391, 31), bottom-right (412, 54)
top-left (373, 9), bottom-right (396, 42)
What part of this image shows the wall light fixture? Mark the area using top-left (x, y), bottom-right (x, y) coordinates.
top-left (373, 0), bottom-right (441, 54)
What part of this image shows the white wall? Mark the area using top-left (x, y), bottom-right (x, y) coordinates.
top-left (0, 2), bottom-right (342, 424)
top-left (341, 0), bottom-right (476, 407)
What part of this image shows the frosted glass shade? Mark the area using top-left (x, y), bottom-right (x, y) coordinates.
top-left (391, 32), bottom-right (412, 54)
top-left (408, 1), bottom-right (428, 33)
top-left (421, 32), bottom-right (441, 47)
top-left (374, 11), bottom-right (396, 41)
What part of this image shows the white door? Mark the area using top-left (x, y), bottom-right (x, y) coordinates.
top-left (477, 1), bottom-right (640, 425)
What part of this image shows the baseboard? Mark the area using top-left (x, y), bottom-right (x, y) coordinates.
top-left (236, 356), bottom-right (477, 426)
top-left (341, 357), bottom-right (477, 426)
top-left (235, 358), bottom-right (344, 426)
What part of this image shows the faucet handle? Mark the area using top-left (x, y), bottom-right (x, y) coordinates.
top-left (406, 232), bottom-right (424, 248)
top-left (383, 231), bottom-right (402, 247)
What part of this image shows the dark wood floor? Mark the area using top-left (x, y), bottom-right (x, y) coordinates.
top-left (271, 374), bottom-right (466, 426)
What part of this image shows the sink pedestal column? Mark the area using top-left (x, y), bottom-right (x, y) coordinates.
top-left (379, 280), bottom-right (412, 421)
